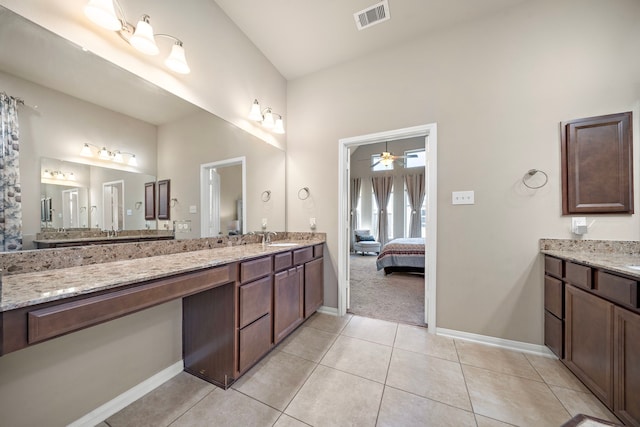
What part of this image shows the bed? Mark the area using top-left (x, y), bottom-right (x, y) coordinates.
top-left (376, 237), bottom-right (425, 275)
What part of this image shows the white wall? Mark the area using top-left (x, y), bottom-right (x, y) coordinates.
top-left (287, 0), bottom-right (640, 343)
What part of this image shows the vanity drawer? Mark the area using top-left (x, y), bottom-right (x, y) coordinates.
top-left (545, 256), bottom-right (563, 279)
top-left (239, 276), bottom-right (272, 328)
top-left (565, 261), bottom-right (592, 289)
top-left (274, 251), bottom-right (293, 272)
top-left (313, 244), bottom-right (324, 259)
top-left (293, 247), bottom-right (313, 265)
top-left (596, 271), bottom-right (638, 309)
top-left (545, 275), bottom-right (564, 319)
top-left (238, 314), bottom-right (271, 373)
top-left (544, 310), bottom-right (564, 359)
top-left (240, 256), bottom-right (272, 283)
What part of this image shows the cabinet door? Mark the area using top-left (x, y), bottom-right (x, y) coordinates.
top-left (565, 285), bottom-right (615, 408)
top-left (273, 266), bottom-right (303, 343)
top-left (304, 257), bottom-right (323, 318)
top-left (238, 314), bottom-right (272, 373)
top-left (614, 307), bottom-right (640, 426)
top-left (183, 283), bottom-right (235, 388)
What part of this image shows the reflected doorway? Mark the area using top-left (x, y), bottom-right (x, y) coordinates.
top-left (61, 188), bottom-right (79, 229)
top-left (103, 180), bottom-right (124, 231)
top-left (200, 157), bottom-right (246, 237)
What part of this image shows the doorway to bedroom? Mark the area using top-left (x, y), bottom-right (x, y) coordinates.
top-left (338, 124), bottom-right (437, 330)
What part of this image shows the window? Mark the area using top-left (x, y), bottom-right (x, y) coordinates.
top-left (404, 149), bottom-right (425, 168)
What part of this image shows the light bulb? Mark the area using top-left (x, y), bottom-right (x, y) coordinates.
top-left (165, 42), bottom-right (190, 74)
top-left (248, 99), bottom-right (263, 121)
top-left (84, 0), bottom-right (121, 31)
top-left (113, 151), bottom-right (124, 163)
top-left (81, 143), bottom-right (93, 157)
top-left (274, 116), bottom-right (285, 134)
top-left (129, 15), bottom-right (159, 55)
top-left (128, 154), bottom-right (138, 166)
top-left (98, 147), bottom-right (111, 160)
top-left (262, 109), bottom-right (275, 128)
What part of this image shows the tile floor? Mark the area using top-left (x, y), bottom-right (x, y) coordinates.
top-left (99, 313), bottom-right (619, 427)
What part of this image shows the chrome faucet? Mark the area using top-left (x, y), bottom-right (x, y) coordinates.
top-left (265, 231), bottom-right (277, 244)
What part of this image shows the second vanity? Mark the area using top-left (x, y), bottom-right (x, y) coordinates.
top-left (0, 237), bottom-right (324, 389)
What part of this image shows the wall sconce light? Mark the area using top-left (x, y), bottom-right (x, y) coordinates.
top-left (84, 0), bottom-right (191, 74)
top-left (248, 99), bottom-right (285, 134)
top-left (81, 143), bottom-right (138, 166)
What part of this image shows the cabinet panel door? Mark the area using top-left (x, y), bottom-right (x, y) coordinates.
top-left (304, 258), bottom-right (323, 318)
top-left (239, 276), bottom-right (272, 329)
top-left (273, 266), bottom-right (303, 343)
top-left (545, 275), bottom-right (564, 319)
top-left (238, 314), bottom-right (271, 373)
top-left (565, 285), bottom-right (614, 408)
top-left (544, 310), bottom-right (563, 359)
top-left (614, 307), bottom-right (640, 426)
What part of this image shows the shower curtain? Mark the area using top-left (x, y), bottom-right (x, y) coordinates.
top-left (0, 93), bottom-right (23, 251)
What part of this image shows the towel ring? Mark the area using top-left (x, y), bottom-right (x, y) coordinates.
top-left (261, 190), bottom-right (271, 202)
top-left (522, 169), bottom-right (548, 189)
top-left (298, 187), bottom-right (310, 200)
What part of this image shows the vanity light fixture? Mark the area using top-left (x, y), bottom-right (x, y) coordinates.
top-left (83, 0), bottom-right (191, 74)
top-left (42, 170), bottom-right (76, 182)
top-left (80, 143), bottom-right (138, 166)
top-left (248, 99), bottom-right (285, 134)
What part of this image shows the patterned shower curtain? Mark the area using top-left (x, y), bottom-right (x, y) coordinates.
top-left (0, 93), bottom-right (23, 251)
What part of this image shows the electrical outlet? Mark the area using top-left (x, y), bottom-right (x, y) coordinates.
top-left (310, 217), bottom-right (316, 229)
top-left (452, 191), bottom-right (475, 205)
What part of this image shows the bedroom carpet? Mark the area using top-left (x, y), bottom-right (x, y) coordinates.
top-left (348, 254), bottom-right (425, 326)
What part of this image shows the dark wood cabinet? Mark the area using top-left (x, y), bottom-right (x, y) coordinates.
top-left (238, 313), bottom-right (271, 373)
top-left (565, 284), bottom-right (615, 408)
top-left (614, 307), bottom-right (640, 426)
top-left (273, 266), bottom-right (304, 343)
top-left (183, 281), bottom-right (236, 389)
top-left (304, 257), bottom-right (323, 318)
top-left (561, 111), bottom-right (633, 215)
top-left (544, 256), bottom-right (565, 358)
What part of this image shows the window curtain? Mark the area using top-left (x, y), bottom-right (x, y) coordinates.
top-left (371, 175), bottom-right (393, 246)
top-left (0, 93), bottom-right (22, 251)
top-left (404, 173), bottom-right (425, 238)
top-left (350, 177), bottom-right (361, 251)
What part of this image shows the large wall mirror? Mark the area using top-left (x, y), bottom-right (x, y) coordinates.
top-left (0, 6), bottom-right (286, 251)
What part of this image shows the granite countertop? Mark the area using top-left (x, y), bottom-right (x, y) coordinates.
top-left (0, 241), bottom-right (318, 312)
top-left (33, 235), bottom-right (175, 244)
top-left (540, 239), bottom-right (640, 279)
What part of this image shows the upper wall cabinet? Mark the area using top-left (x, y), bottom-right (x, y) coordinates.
top-left (561, 112), bottom-right (634, 215)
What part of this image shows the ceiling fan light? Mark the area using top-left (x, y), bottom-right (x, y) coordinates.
top-left (84, 0), bottom-right (121, 31)
top-left (248, 99), bottom-right (263, 121)
top-left (262, 109), bottom-right (275, 128)
top-left (165, 42), bottom-right (190, 74)
top-left (130, 15), bottom-right (159, 55)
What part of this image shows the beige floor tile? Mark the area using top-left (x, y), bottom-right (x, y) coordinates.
top-left (285, 365), bottom-right (384, 427)
top-left (386, 348), bottom-right (472, 411)
top-left (551, 385), bottom-right (619, 423)
top-left (278, 325), bottom-right (338, 362)
top-left (95, 423), bottom-right (110, 427)
top-left (172, 387), bottom-right (280, 427)
top-left (106, 372), bottom-right (214, 427)
top-left (525, 353), bottom-right (589, 392)
top-left (377, 386), bottom-right (476, 427)
top-left (475, 414), bottom-right (518, 426)
top-left (232, 350), bottom-right (316, 411)
top-left (463, 365), bottom-right (571, 427)
top-left (304, 312), bottom-right (353, 334)
top-left (273, 414), bottom-right (311, 427)
top-left (395, 324), bottom-right (458, 362)
top-left (455, 340), bottom-right (542, 381)
top-left (341, 315), bottom-right (398, 346)
top-left (320, 335), bottom-right (392, 383)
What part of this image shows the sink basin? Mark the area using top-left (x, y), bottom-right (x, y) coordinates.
top-left (268, 243), bottom-right (299, 247)
top-left (626, 265), bottom-right (640, 271)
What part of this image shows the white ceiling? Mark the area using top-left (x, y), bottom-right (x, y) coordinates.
top-left (213, 0), bottom-right (528, 80)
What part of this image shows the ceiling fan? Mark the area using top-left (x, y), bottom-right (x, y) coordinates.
top-left (371, 141), bottom-right (418, 168)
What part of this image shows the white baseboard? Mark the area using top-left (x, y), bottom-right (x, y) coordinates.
top-left (317, 305), bottom-right (339, 316)
top-left (436, 328), bottom-right (556, 358)
top-left (69, 361), bottom-right (184, 427)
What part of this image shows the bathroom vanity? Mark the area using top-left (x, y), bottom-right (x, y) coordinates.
top-left (541, 240), bottom-right (640, 426)
top-left (0, 239), bottom-right (324, 389)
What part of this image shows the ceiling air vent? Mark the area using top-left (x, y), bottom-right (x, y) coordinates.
top-left (354, 0), bottom-right (390, 31)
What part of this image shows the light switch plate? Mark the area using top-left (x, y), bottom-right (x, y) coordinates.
top-left (452, 191), bottom-right (475, 205)
top-left (189, 205), bottom-right (197, 214)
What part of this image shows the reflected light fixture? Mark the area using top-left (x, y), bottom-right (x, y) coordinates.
top-left (248, 99), bottom-right (285, 134)
top-left (80, 143), bottom-right (138, 166)
top-left (83, 0), bottom-right (190, 74)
